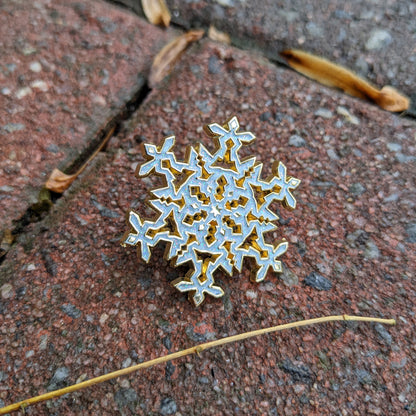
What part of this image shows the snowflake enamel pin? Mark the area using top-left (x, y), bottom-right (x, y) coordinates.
top-left (122, 117), bottom-right (300, 306)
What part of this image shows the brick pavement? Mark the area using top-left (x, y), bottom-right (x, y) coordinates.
top-left (165, 0), bottom-right (416, 94)
top-left (0, 1), bottom-right (415, 415)
top-left (0, 0), bottom-right (175, 233)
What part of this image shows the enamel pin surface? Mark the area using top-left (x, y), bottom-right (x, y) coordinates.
top-left (122, 117), bottom-right (300, 306)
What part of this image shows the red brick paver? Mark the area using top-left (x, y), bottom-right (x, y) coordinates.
top-left (0, 0), bottom-right (174, 232)
top-left (1, 38), bottom-right (415, 415)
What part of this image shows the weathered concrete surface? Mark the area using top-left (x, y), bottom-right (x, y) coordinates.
top-left (166, 0), bottom-right (416, 96)
top-left (0, 0), bottom-right (175, 233)
top-left (1, 38), bottom-right (415, 415)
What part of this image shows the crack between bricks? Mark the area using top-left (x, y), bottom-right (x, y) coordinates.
top-left (3, 4), bottom-right (414, 264)
top-left (0, 81), bottom-right (151, 266)
top-left (101, 1), bottom-right (297, 69)
top-left (103, 0), bottom-right (416, 119)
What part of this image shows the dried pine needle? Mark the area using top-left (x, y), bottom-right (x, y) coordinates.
top-left (0, 314), bottom-right (395, 415)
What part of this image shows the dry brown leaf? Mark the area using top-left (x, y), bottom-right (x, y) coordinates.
top-left (281, 49), bottom-right (409, 113)
top-left (45, 126), bottom-right (115, 193)
top-left (208, 25), bottom-right (231, 44)
top-left (141, 0), bottom-right (171, 27)
top-left (45, 169), bottom-right (76, 193)
top-left (149, 30), bottom-right (205, 88)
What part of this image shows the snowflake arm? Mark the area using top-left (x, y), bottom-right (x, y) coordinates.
top-left (266, 161), bottom-right (301, 210)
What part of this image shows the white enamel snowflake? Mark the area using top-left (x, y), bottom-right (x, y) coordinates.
top-left (122, 117), bottom-right (300, 306)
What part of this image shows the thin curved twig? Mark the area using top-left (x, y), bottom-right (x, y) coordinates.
top-left (0, 314), bottom-right (395, 415)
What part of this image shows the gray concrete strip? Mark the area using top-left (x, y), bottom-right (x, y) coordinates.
top-left (164, 0), bottom-right (415, 96)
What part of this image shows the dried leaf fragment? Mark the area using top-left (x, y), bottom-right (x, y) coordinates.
top-left (337, 106), bottom-right (359, 125)
top-left (45, 169), bottom-right (76, 193)
top-left (281, 49), bottom-right (409, 112)
top-left (0, 229), bottom-right (14, 260)
top-left (149, 30), bottom-right (205, 88)
top-left (2, 229), bottom-right (14, 246)
top-left (377, 86), bottom-right (410, 113)
top-left (45, 126), bottom-right (115, 193)
top-left (208, 25), bottom-right (231, 44)
top-left (141, 0), bottom-right (171, 27)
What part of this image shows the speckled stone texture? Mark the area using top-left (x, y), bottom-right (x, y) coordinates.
top-left (1, 38), bottom-right (415, 415)
top-left (166, 0), bottom-right (416, 94)
top-left (0, 0), bottom-right (174, 232)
